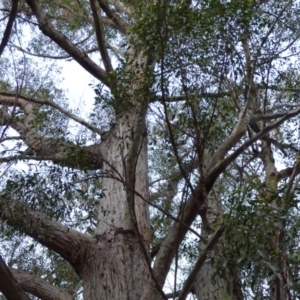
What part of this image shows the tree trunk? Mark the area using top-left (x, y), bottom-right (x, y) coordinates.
top-left (95, 111), bottom-right (150, 241)
top-left (80, 106), bottom-right (151, 299)
top-left (194, 265), bottom-right (228, 300)
top-left (81, 232), bottom-right (150, 299)
top-left (194, 179), bottom-right (237, 300)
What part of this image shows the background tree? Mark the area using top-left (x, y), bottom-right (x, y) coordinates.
top-left (0, 0), bottom-right (300, 299)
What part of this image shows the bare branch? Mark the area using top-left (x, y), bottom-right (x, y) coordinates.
top-left (0, 197), bottom-right (92, 270)
top-left (0, 254), bottom-right (30, 300)
top-left (0, 136), bottom-right (22, 143)
top-left (58, 2), bottom-right (125, 32)
top-left (11, 268), bottom-right (74, 300)
top-left (10, 42), bottom-right (100, 60)
top-left (0, 154), bottom-right (51, 163)
top-left (224, 77), bottom-right (242, 111)
top-left (133, 186), bottom-right (202, 240)
top-left (258, 1), bottom-right (292, 51)
top-left (240, 34), bottom-right (252, 88)
top-left (152, 91), bottom-right (230, 103)
top-left (0, 0), bottom-right (19, 57)
top-left (152, 82), bottom-right (300, 104)
top-left (268, 137), bottom-right (300, 156)
top-left (90, 0), bottom-right (113, 73)
top-left (25, 0), bottom-right (110, 86)
top-left (264, 84), bottom-right (300, 94)
top-left (0, 93), bottom-right (105, 135)
top-left (255, 111), bottom-right (298, 121)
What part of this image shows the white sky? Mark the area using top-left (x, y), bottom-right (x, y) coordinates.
top-left (59, 60), bottom-right (96, 115)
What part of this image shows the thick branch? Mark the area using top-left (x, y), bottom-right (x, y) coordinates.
top-left (0, 197), bottom-right (92, 270)
top-left (0, 144), bottom-right (104, 170)
top-left (0, 105), bottom-right (104, 170)
top-left (90, 0), bottom-right (113, 73)
top-left (0, 254), bottom-right (30, 300)
top-left (0, 0), bottom-right (19, 57)
top-left (207, 111), bottom-right (249, 171)
top-left (143, 183), bottom-right (202, 299)
top-left (178, 224), bottom-right (225, 300)
top-left (11, 268), bottom-right (74, 300)
top-left (25, 0), bottom-right (110, 86)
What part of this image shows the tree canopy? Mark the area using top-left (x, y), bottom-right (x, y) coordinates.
top-left (1, 0), bottom-right (300, 299)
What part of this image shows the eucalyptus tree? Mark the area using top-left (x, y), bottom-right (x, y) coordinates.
top-left (1, 0), bottom-right (300, 299)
